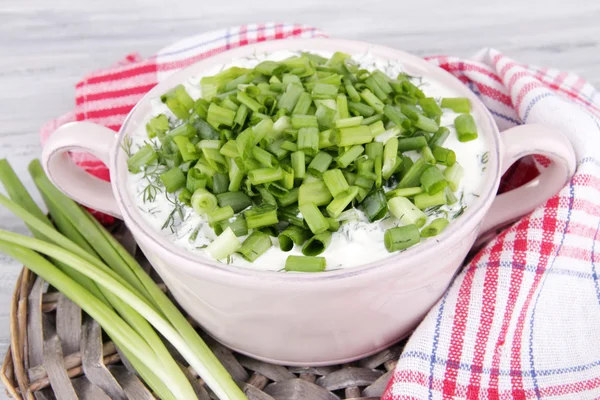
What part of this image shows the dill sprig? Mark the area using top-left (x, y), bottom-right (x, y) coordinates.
top-left (121, 135), bottom-right (134, 157)
top-left (139, 164), bottom-right (166, 203)
top-left (161, 193), bottom-right (186, 233)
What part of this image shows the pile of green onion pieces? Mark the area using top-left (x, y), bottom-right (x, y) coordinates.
top-left (128, 51), bottom-right (478, 272)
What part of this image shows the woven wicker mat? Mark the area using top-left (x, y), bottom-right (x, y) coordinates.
top-left (1, 222), bottom-right (407, 400)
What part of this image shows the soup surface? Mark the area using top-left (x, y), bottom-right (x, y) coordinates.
top-left (127, 50), bottom-right (489, 271)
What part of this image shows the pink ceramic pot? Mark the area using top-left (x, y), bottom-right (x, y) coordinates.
top-left (41, 38), bottom-right (576, 366)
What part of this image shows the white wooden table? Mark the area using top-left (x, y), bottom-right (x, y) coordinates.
top-left (1, 0), bottom-right (599, 397)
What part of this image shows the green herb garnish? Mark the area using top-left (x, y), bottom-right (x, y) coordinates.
top-left (126, 52), bottom-right (480, 267)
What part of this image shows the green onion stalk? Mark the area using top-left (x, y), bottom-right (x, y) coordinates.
top-left (0, 159), bottom-right (247, 400)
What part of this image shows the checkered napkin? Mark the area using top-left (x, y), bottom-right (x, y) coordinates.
top-left (40, 23), bottom-right (600, 399)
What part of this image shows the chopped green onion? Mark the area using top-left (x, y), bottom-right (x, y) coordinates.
top-left (361, 189), bottom-right (387, 222)
top-left (220, 140), bottom-right (240, 158)
top-left (278, 226), bottom-right (311, 251)
top-left (421, 218), bottom-right (449, 237)
top-left (336, 94), bottom-right (349, 119)
top-left (299, 181), bottom-right (333, 206)
top-left (369, 120), bottom-right (386, 137)
top-left (205, 227), bottom-right (241, 260)
top-left (216, 191), bottom-right (251, 213)
top-left (441, 97), bottom-right (471, 113)
top-left (420, 145), bottom-right (436, 164)
top-left (291, 151), bottom-right (306, 179)
top-left (443, 163), bottom-right (464, 191)
top-left (252, 119), bottom-right (274, 143)
top-left (255, 60), bottom-right (284, 76)
top-left (297, 127), bottom-right (319, 156)
top-left (414, 190), bottom-right (446, 209)
top-left (209, 173), bottom-right (228, 195)
top-left (244, 204), bottom-right (279, 229)
top-left (348, 101), bottom-right (375, 117)
top-left (335, 145), bottom-right (364, 168)
top-left (280, 140), bottom-right (297, 152)
top-left (432, 146), bottom-right (456, 166)
top-left (445, 187), bottom-right (458, 205)
top-left (293, 92), bottom-right (313, 115)
top-left (307, 151), bottom-right (333, 177)
top-left (385, 187), bottom-right (423, 199)
top-left (334, 125), bottom-right (372, 146)
top-left (354, 175), bottom-right (374, 189)
top-left (185, 168), bottom-right (206, 193)
top-left (429, 127), bottom-right (450, 148)
top-left (252, 146), bottom-right (278, 168)
top-left (235, 128), bottom-right (254, 159)
top-left (316, 104), bottom-right (337, 129)
top-left (312, 83), bottom-right (338, 99)
top-left (291, 114), bottom-right (318, 129)
top-left (276, 187), bottom-right (299, 207)
top-left (233, 104), bottom-right (249, 129)
top-left (237, 91), bottom-right (265, 114)
top-left (237, 231), bottom-right (272, 262)
top-left (302, 231), bottom-right (332, 256)
top-left (127, 144), bottom-right (157, 173)
top-left (146, 114), bottom-right (170, 139)
top-left (418, 98), bottom-right (443, 119)
top-left (382, 137), bottom-right (398, 180)
top-left (326, 186), bottom-right (358, 218)
top-left (384, 224), bottom-right (420, 252)
top-left (344, 77), bottom-right (361, 102)
top-left (414, 114), bottom-right (439, 132)
top-left (335, 116), bottom-right (363, 128)
top-left (160, 168), bottom-right (186, 193)
top-left (318, 129), bottom-right (334, 149)
top-left (161, 84), bottom-right (194, 119)
top-left (257, 186), bottom-right (277, 205)
top-left (371, 70), bottom-right (394, 94)
top-left (278, 83), bottom-right (304, 111)
top-left (455, 114), bottom-right (478, 142)
top-left (207, 103), bottom-right (236, 128)
top-left (299, 202), bottom-right (329, 234)
top-left (323, 169), bottom-right (350, 198)
top-left (398, 158), bottom-right (431, 188)
top-left (248, 167), bottom-right (283, 185)
top-left (191, 188), bottom-right (218, 215)
top-left (388, 196), bottom-right (427, 228)
top-left (206, 205), bottom-right (234, 224)
top-left (326, 217), bottom-right (340, 231)
top-left (397, 136), bottom-right (428, 152)
top-left (214, 216), bottom-right (248, 236)
top-left (285, 255), bottom-right (326, 272)
top-left (383, 105), bottom-right (411, 129)
top-left (360, 89), bottom-right (385, 113)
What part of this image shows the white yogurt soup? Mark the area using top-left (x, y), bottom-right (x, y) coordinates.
top-left (126, 50), bottom-right (489, 271)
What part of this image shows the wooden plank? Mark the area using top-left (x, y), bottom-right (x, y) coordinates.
top-left (362, 369), bottom-right (394, 398)
top-left (316, 367), bottom-right (383, 391)
top-left (109, 365), bottom-right (156, 400)
top-left (26, 278), bottom-right (45, 368)
top-left (28, 341), bottom-right (117, 382)
top-left (55, 294), bottom-right (81, 356)
top-left (42, 333), bottom-right (77, 400)
top-left (204, 338), bottom-right (249, 382)
top-left (237, 355), bottom-right (295, 382)
top-left (72, 377), bottom-right (112, 400)
top-left (264, 379), bottom-right (339, 400)
top-left (80, 318), bottom-right (127, 400)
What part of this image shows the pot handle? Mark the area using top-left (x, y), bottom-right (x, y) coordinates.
top-left (477, 124), bottom-right (576, 242)
top-left (41, 121), bottom-right (123, 219)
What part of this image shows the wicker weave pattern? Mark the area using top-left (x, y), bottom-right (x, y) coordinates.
top-left (1, 224), bottom-right (406, 400)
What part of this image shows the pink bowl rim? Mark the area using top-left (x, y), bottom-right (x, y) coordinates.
top-left (110, 38), bottom-right (501, 283)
